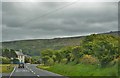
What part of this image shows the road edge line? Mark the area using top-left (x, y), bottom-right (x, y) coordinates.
top-left (9, 66), bottom-right (16, 78)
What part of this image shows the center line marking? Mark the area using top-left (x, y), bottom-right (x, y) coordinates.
top-left (37, 75), bottom-right (39, 77)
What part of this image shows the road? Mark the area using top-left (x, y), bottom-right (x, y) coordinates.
top-left (2, 64), bottom-right (66, 78)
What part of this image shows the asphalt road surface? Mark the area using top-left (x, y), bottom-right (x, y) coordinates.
top-left (2, 64), bottom-right (66, 78)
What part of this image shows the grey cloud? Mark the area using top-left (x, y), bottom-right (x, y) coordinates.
top-left (0, 2), bottom-right (2, 42)
top-left (2, 2), bottom-right (118, 41)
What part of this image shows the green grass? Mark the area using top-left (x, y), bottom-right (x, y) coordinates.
top-left (37, 63), bottom-right (118, 76)
top-left (0, 64), bottom-right (15, 73)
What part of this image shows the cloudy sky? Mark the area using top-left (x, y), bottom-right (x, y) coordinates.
top-left (2, 1), bottom-right (118, 42)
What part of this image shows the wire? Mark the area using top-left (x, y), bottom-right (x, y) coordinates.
top-left (16, 0), bottom-right (79, 26)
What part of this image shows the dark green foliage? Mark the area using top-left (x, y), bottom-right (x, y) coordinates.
top-left (47, 58), bottom-right (54, 66)
top-left (13, 58), bottom-right (19, 64)
top-left (31, 56), bottom-right (41, 64)
top-left (42, 56), bottom-right (52, 65)
top-left (54, 51), bottom-right (62, 63)
top-left (41, 49), bottom-right (55, 65)
top-left (2, 57), bottom-right (11, 64)
top-left (1, 31), bottom-right (118, 56)
top-left (2, 37), bottom-right (83, 56)
top-left (41, 49), bottom-right (54, 58)
top-left (25, 57), bottom-right (31, 63)
top-left (41, 34), bottom-right (119, 68)
top-left (71, 46), bottom-right (83, 64)
top-left (82, 34), bottom-right (119, 67)
top-left (1, 31), bottom-right (119, 67)
top-left (2, 48), bottom-right (17, 59)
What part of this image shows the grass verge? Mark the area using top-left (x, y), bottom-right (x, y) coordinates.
top-left (37, 63), bottom-right (118, 76)
top-left (0, 64), bottom-right (15, 73)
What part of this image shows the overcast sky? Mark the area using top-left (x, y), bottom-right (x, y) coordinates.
top-left (2, 2), bottom-right (118, 42)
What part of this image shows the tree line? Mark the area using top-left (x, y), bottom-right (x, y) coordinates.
top-left (41, 34), bottom-right (119, 67)
top-left (1, 34), bottom-right (119, 67)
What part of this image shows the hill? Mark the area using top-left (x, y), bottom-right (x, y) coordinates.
top-left (2, 31), bottom-right (119, 56)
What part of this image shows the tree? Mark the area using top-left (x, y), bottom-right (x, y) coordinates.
top-left (2, 57), bottom-right (10, 64)
top-left (60, 47), bottom-right (73, 63)
top-left (72, 46), bottom-right (83, 64)
top-left (82, 34), bottom-right (119, 67)
top-left (52, 54), bottom-right (56, 62)
top-left (54, 50), bottom-right (62, 63)
top-left (25, 57), bottom-right (31, 63)
top-left (42, 56), bottom-right (50, 65)
top-left (94, 41), bottom-right (118, 67)
top-left (47, 58), bottom-right (54, 66)
top-left (13, 58), bottom-right (19, 64)
top-left (41, 49), bottom-right (54, 65)
top-left (10, 49), bottom-right (17, 58)
top-left (41, 49), bottom-right (54, 58)
top-left (2, 48), bottom-right (10, 58)
top-left (2, 48), bottom-right (17, 59)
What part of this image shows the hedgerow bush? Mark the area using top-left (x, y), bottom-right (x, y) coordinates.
top-left (80, 55), bottom-right (99, 65)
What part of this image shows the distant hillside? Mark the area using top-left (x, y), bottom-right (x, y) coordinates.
top-left (2, 31), bottom-right (119, 56)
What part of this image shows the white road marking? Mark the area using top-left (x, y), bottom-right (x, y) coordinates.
top-left (15, 69), bottom-right (29, 72)
top-left (9, 66), bottom-right (16, 78)
top-left (37, 75), bottom-right (39, 77)
top-left (26, 65), bottom-right (39, 77)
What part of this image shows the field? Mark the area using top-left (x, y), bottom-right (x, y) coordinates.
top-left (0, 64), bottom-right (15, 73)
top-left (37, 63), bottom-right (118, 77)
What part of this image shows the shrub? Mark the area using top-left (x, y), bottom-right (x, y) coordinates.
top-left (2, 57), bottom-right (11, 64)
top-left (80, 55), bottom-right (99, 65)
top-left (61, 58), bottom-right (67, 64)
top-left (47, 58), bottom-right (54, 66)
top-left (110, 57), bottom-right (120, 66)
top-left (42, 56), bottom-right (50, 65)
top-left (13, 58), bottom-right (19, 64)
